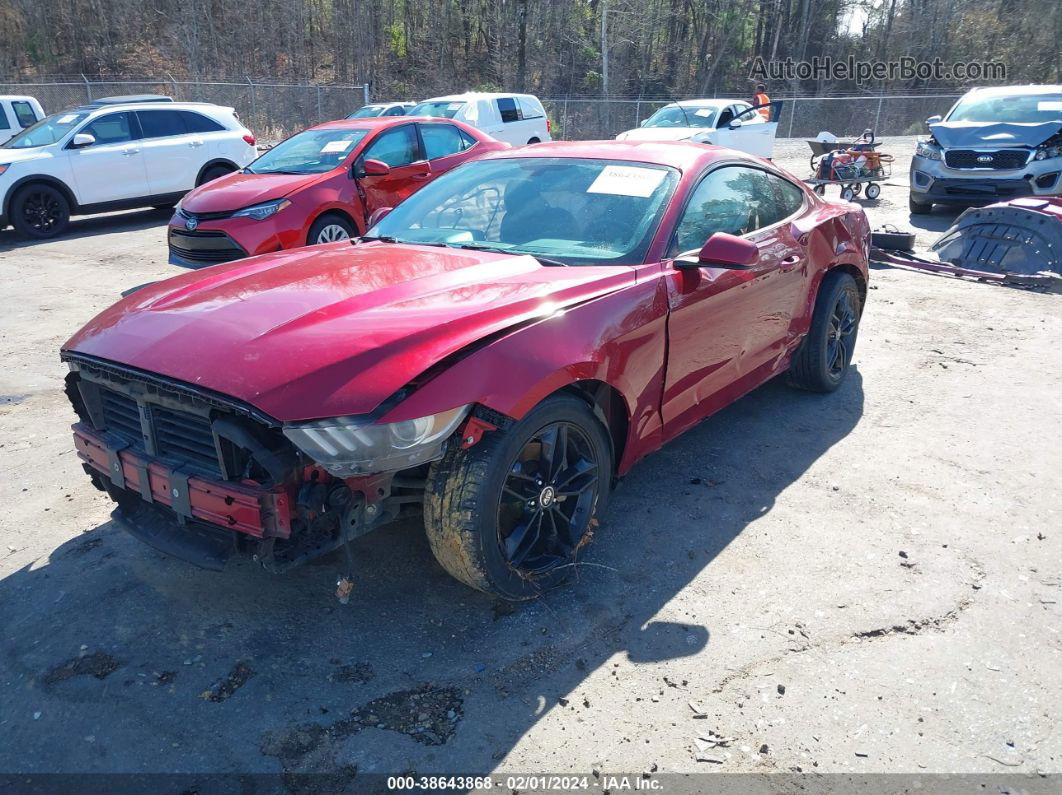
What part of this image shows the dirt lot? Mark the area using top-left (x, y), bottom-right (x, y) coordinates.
top-left (1, 137), bottom-right (1060, 788)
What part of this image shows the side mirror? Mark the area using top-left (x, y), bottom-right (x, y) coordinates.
top-left (71, 133), bottom-right (96, 148)
top-left (926, 114), bottom-right (942, 125)
top-left (728, 118), bottom-right (743, 129)
top-left (361, 158), bottom-right (391, 177)
top-left (367, 206), bottom-right (393, 227)
top-left (675, 233), bottom-right (760, 270)
top-left (639, 119), bottom-right (648, 127)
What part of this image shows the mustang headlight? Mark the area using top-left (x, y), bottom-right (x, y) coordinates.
top-left (1034, 145), bottom-right (1062, 161)
top-left (282, 405), bottom-right (471, 476)
top-left (232, 198), bottom-right (291, 221)
top-left (915, 140), bottom-right (943, 161)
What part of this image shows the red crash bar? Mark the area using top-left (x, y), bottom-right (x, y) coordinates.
top-left (73, 423), bottom-right (292, 539)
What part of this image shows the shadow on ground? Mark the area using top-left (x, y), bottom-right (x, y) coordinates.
top-left (0, 207), bottom-right (172, 251)
top-left (0, 371), bottom-right (863, 789)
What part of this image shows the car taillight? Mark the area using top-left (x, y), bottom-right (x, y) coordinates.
top-left (547, 119), bottom-right (552, 134)
top-left (243, 133), bottom-right (256, 146)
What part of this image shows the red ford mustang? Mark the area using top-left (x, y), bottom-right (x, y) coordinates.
top-left (167, 116), bottom-right (506, 267)
top-left (64, 141), bottom-right (870, 600)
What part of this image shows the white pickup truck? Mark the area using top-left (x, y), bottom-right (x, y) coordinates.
top-left (0, 96), bottom-right (46, 145)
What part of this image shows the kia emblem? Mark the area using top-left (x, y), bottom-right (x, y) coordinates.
top-left (976, 155), bottom-right (993, 164)
top-left (185, 216), bottom-right (198, 231)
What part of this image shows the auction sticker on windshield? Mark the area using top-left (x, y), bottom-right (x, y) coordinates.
top-left (321, 139), bottom-right (355, 153)
top-left (587, 165), bottom-right (667, 198)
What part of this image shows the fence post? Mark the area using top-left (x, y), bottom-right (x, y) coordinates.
top-left (247, 76), bottom-right (256, 120)
top-left (363, 83), bottom-right (369, 106)
top-left (787, 98), bottom-right (796, 138)
top-left (874, 95), bottom-right (884, 135)
top-left (316, 85), bottom-right (322, 122)
top-left (563, 98), bottom-right (569, 141)
top-left (166, 72), bottom-right (178, 100)
top-left (80, 73), bottom-right (91, 102)
top-left (635, 100), bottom-right (641, 127)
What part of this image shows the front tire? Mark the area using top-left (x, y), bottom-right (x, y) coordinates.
top-left (424, 395), bottom-right (612, 600)
top-left (308, 213), bottom-right (356, 245)
top-left (787, 271), bottom-right (861, 393)
top-left (11, 184), bottom-right (70, 239)
top-left (909, 195), bottom-right (933, 214)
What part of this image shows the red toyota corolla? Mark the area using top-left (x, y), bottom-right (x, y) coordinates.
top-left (64, 141), bottom-right (870, 600)
top-left (167, 116), bottom-right (506, 267)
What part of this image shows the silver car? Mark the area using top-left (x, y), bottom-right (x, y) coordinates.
top-left (909, 85), bottom-right (1062, 213)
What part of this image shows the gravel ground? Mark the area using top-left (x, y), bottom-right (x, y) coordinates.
top-left (0, 138), bottom-right (1060, 788)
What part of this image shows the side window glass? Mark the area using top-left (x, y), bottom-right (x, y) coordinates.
top-left (672, 167), bottom-right (778, 254)
top-left (137, 109), bottom-right (187, 138)
top-left (79, 112), bottom-right (135, 145)
top-left (181, 112), bottom-right (225, 133)
top-left (386, 106), bottom-right (406, 116)
top-left (420, 123), bottom-right (465, 160)
top-left (457, 129), bottom-right (477, 150)
top-left (717, 107), bottom-right (734, 127)
top-left (361, 125), bottom-right (420, 167)
top-left (516, 98), bottom-right (544, 119)
top-left (12, 101), bottom-right (38, 128)
top-left (0, 105), bottom-right (10, 130)
top-left (768, 174), bottom-right (805, 219)
top-left (496, 97), bottom-right (520, 123)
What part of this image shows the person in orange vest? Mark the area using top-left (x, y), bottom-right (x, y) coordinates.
top-left (753, 83), bottom-right (771, 121)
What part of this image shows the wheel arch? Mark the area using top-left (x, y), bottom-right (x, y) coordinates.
top-left (824, 262), bottom-right (867, 308)
top-left (3, 174), bottom-right (79, 217)
top-left (195, 159), bottom-right (239, 186)
top-left (557, 379), bottom-right (630, 476)
top-left (308, 207), bottom-right (361, 241)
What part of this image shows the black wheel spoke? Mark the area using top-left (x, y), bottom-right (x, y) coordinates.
top-left (497, 420), bottom-right (601, 573)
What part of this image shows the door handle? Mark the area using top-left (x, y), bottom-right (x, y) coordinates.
top-left (411, 172), bottom-right (431, 181)
top-left (188, 139), bottom-right (204, 147)
top-left (121, 148), bottom-right (139, 156)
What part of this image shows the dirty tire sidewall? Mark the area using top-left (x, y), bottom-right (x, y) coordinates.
top-left (199, 165), bottom-right (232, 186)
top-left (909, 195), bottom-right (932, 214)
top-left (12, 183), bottom-right (70, 239)
top-left (424, 395), bottom-right (612, 600)
top-left (787, 271), bottom-right (861, 393)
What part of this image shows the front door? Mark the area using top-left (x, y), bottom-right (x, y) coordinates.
top-left (356, 124), bottom-right (431, 214)
top-left (661, 164), bottom-right (809, 438)
top-left (68, 111), bottom-right (151, 204)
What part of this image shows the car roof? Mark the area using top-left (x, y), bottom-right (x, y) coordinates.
top-left (311, 117), bottom-right (420, 131)
top-left (418, 92), bottom-right (537, 102)
top-left (665, 99), bottom-right (743, 109)
top-left (90, 94), bottom-right (173, 105)
top-left (966, 85), bottom-right (1062, 96)
top-left (476, 139), bottom-right (744, 171)
top-left (68, 101), bottom-right (233, 114)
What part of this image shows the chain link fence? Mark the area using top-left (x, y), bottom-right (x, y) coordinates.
top-left (543, 94), bottom-right (963, 140)
top-left (1, 77), bottom-right (960, 142)
top-left (0, 77), bottom-right (370, 141)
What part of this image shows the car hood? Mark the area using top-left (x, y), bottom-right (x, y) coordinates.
top-left (929, 120), bottom-right (1062, 148)
top-left (179, 171), bottom-right (324, 213)
top-left (63, 243), bottom-right (634, 422)
top-left (616, 127), bottom-right (710, 142)
top-left (0, 147), bottom-right (50, 165)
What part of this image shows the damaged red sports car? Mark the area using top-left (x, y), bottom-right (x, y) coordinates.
top-left (62, 141), bottom-right (870, 600)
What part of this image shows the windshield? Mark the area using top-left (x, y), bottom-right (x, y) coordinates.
top-left (643, 105), bottom-right (717, 128)
top-left (3, 111), bottom-right (89, 149)
top-left (246, 128), bottom-right (370, 174)
top-left (948, 93), bottom-right (1062, 124)
top-left (349, 105), bottom-right (384, 118)
top-left (409, 100), bottom-right (467, 119)
top-left (368, 157), bottom-right (678, 266)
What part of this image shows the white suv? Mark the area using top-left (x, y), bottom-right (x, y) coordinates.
top-left (409, 92), bottom-right (551, 146)
top-left (0, 96), bottom-right (257, 238)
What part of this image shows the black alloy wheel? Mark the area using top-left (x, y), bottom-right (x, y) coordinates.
top-left (13, 184), bottom-right (70, 238)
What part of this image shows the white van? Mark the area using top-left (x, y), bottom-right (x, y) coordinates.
top-left (0, 96), bottom-right (46, 145)
top-left (409, 93), bottom-right (551, 147)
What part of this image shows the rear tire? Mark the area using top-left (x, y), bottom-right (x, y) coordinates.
top-left (308, 213), bottom-right (356, 245)
top-left (11, 183), bottom-right (70, 239)
top-left (424, 395), bottom-right (612, 600)
top-left (198, 165), bottom-right (233, 186)
top-left (787, 271), bottom-right (861, 393)
top-left (527, 137), bottom-right (541, 145)
top-left (909, 195), bottom-right (933, 214)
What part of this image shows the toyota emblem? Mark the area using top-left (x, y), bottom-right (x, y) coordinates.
top-left (185, 216), bottom-right (198, 231)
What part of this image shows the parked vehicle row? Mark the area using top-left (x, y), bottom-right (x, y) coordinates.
top-left (348, 92), bottom-right (553, 147)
